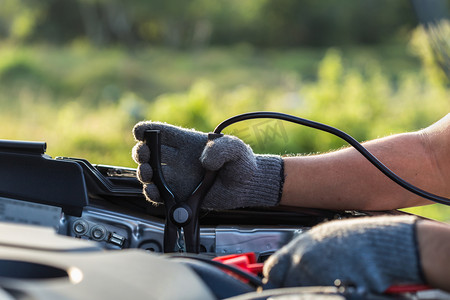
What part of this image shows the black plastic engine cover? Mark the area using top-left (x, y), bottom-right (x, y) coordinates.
top-left (0, 140), bottom-right (88, 216)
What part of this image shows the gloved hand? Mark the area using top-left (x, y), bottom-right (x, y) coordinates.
top-left (132, 121), bottom-right (284, 210)
top-left (263, 215), bottom-right (425, 294)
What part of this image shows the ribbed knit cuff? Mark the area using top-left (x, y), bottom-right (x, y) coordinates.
top-left (243, 155), bottom-right (284, 207)
top-left (351, 215), bottom-right (423, 293)
top-left (305, 215), bottom-right (424, 293)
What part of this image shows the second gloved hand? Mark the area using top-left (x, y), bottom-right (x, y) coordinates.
top-left (132, 121), bottom-right (284, 210)
top-left (263, 215), bottom-right (425, 294)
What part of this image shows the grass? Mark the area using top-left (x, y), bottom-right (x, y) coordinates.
top-left (0, 39), bottom-right (449, 221)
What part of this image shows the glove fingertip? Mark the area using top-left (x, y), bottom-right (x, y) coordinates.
top-left (133, 121), bottom-right (154, 141)
top-left (143, 183), bottom-right (161, 205)
top-left (137, 163), bottom-right (153, 183)
top-left (132, 143), bottom-right (150, 164)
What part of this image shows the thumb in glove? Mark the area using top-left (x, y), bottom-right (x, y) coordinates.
top-left (200, 135), bottom-right (284, 209)
top-left (132, 121), bottom-right (284, 210)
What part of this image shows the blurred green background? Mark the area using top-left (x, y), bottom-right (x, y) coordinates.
top-left (0, 0), bottom-right (449, 220)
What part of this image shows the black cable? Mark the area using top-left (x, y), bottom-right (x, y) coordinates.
top-left (167, 254), bottom-right (264, 288)
top-left (214, 111), bottom-right (450, 206)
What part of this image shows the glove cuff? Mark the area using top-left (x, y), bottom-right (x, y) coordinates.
top-left (364, 215), bottom-right (425, 292)
top-left (242, 155), bottom-right (284, 207)
top-left (330, 215), bottom-right (424, 293)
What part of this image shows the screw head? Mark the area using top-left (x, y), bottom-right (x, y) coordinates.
top-left (91, 225), bottom-right (106, 240)
top-left (72, 220), bottom-right (88, 235)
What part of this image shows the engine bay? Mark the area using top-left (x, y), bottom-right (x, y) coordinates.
top-left (0, 139), bottom-right (404, 258)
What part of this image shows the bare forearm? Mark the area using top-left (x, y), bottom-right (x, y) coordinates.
top-left (417, 219), bottom-right (450, 292)
top-left (280, 116), bottom-right (450, 210)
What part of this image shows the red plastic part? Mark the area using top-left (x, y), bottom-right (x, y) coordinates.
top-left (385, 284), bottom-right (431, 294)
top-left (213, 252), bottom-right (264, 276)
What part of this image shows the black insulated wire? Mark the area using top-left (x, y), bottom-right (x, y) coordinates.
top-left (213, 111), bottom-right (450, 206)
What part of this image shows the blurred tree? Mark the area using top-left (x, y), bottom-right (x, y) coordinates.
top-left (258, 0), bottom-right (417, 46)
top-left (129, 0), bottom-right (220, 47)
top-left (0, 0), bottom-right (47, 42)
top-left (0, 0), bottom-right (437, 47)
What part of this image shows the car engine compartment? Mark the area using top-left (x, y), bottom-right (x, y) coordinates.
top-left (1, 138), bottom-right (448, 299)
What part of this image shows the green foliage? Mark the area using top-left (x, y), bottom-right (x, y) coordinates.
top-left (257, 0), bottom-right (416, 46)
top-left (0, 0), bottom-right (46, 42)
top-left (0, 0), bottom-right (421, 47)
top-left (0, 33), bottom-right (448, 220)
top-left (403, 205), bottom-right (450, 223)
top-left (143, 47), bottom-right (449, 157)
top-left (410, 20), bottom-right (450, 85)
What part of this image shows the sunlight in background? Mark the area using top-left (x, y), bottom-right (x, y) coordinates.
top-left (0, 0), bottom-right (448, 220)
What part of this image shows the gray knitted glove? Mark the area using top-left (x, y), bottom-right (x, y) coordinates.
top-left (263, 215), bottom-right (425, 294)
top-left (132, 121), bottom-right (284, 210)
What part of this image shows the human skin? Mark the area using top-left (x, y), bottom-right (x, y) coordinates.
top-left (415, 219), bottom-right (450, 291)
top-left (416, 115), bottom-right (450, 290)
top-left (280, 113), bottom-right (450, 210)
top-left (280, 113), bottom-right (450, 291)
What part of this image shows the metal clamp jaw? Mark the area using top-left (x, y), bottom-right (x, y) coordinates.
top-left (144, 130), bottom-right (223, 253)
